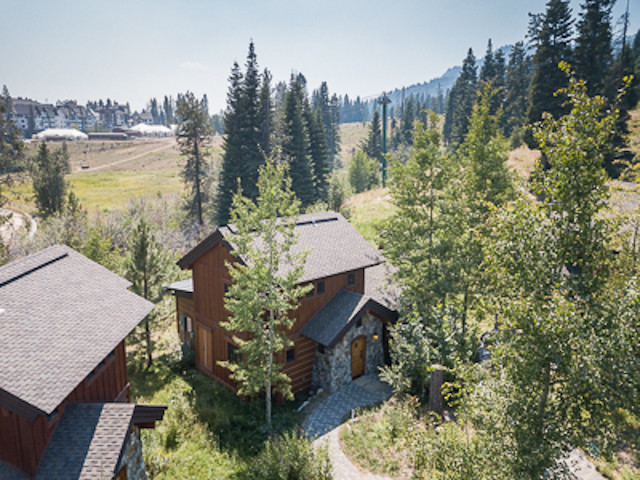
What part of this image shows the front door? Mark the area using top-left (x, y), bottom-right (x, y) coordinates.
top-left (351, 336), bottom-right (366, 379)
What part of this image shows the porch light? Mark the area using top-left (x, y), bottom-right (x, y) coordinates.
top-left (372, 334), bottom-right (379, 341)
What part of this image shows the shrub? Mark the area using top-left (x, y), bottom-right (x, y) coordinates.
top-left (248, 430), bottom-right (332, 480)
top-left (348, 150), bottom-right (379, 193)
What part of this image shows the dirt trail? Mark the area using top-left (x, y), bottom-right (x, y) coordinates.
top-left (72, 142), bottom-right (175, 173)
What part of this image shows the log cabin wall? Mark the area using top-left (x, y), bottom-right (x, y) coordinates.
top-left (189, 241), bottom-right (367, 395)
top-left (0, 341), bottom-right (129, 476)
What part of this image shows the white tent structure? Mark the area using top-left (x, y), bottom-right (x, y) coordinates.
top-left (129, 123), bottom-right (173, 137)
top-left (34, 128), bottom-right (88, 141)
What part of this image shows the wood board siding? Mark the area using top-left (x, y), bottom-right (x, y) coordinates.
top-left (0, 341), bottom-right (130, 476)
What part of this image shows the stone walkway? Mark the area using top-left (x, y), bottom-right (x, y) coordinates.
top-left (304, 375), bottom-right (393, 479)
top-left (304, 375), bottom-right (392, 439)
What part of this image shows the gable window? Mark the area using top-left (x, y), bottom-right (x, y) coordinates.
top-left (286, 347), bottom-right (295, 363)
top-left (347, 273), bottom-right (355, 286)
top-left (317, 280), bottom-right (325, 295)
top-left (228, 343), bottom-right (241, 364)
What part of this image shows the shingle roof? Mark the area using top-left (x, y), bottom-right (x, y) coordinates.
top-left (364, 263), bottom-right (400, 310)
top-left (165, 278), bottom-right (193, 294)
top-left (300, 289), bottom-right (397, 347)
top-left (177, 212), bottom-right (384, 283)
top-left (34, 403), bottom-right (135, 480)
top-left (0, 245), bottom-right (153, 417)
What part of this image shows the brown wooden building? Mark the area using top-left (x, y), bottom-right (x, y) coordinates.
top-left (168, 212), bottom-right (398, 396)
top-left (0, 245), bottom-right (165, 480)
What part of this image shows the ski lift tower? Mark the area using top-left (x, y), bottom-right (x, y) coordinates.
top-left (377, 92), bottom-right (391, 187)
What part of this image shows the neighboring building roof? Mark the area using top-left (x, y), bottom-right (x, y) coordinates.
top-left (178, 212), bottom-right (385, 284)
top-left (0, 245), bottom-right (154, 418)
top-left (35, 403), bottom-right (135, 480)
top-left (300, 289), bottom-right (398, 347)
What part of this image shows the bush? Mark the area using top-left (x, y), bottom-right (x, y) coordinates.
top-left (248, 430), bottom-right (332, 480)
top-left (348, 150), bottom-right (379, 193)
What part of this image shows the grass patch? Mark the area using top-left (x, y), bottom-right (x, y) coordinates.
top-left (343, 187), bottom-right (396, 245)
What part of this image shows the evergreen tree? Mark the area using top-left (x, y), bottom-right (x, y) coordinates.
top-left (574, 0), bottom-right (614, 95)
top-left (258, 68), bottom-right (273, 158)
top-left (348, 150), bottom-right (379, 193)
top-left (220, 157), bottom-right (311, 430)
top-left (312, 82), bottom-right (341, 165)
top-left (0, 85), bottom-right (23, 209)
top-left (281, 76), bottom-right (315, 206)
top-left (218, 62), bottom-right (244, 224)
top-left (30, 142), bottom-right (70, 217)
top-left (125, 216), bottom-right (170, 368)
top-left (504, 42), bottom-right (531, 141)
top-left (239, 42), bottom-right (264, 201)
top-left (527, 0), bottom-right (574, 126)
top-left (176, 91), bottom-right (213, 226)
top-left (26, 105), bottom-right (35, 139)
top-left (480, 39), bottom-right (497, 83)
top-left (305, 105), bottom-right (330, 201)
top-left (443, 48), bottom-right (478, 147)
top-left (163, 95), bottom-right (173, 125)
top-left (363, 109), bottom-right (382, 163)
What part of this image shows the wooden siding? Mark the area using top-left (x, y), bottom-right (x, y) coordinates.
top-left (187, 240), bottom-right (368, 395)
top-left (0, 341), bottom-right (129, 476)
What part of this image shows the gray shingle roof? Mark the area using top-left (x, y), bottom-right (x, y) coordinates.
top-left (166, 278), bottom-right (193, 294)
top-left (35, 403), bottom-right (135, 480)
top-left (178, 212), bottom-right (384, 283)
top-left (364, 263), bottom-right (400, 310)
top-left (0, 245), bottom-right (153, 416)
top-left (300, 289), bottom-right (397, 347)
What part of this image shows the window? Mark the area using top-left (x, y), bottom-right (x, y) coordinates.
top-left (347, 273), bottom-right (355, 286)
top-left (317, 281), bottom-right (325, 295)
top-left (356, 318), bottom-right (362, 328)
top-left (228, 343), bottom-right (241, 364)
top-left (286, 347), bottom-right (295, 363)
top-left (180, 314), bottom-right (193, 334)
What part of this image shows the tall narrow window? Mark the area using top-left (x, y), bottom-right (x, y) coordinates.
top-left (317, 280), bottom-right (325, 294)
top-left (347, 273), bottom-right (355, 286)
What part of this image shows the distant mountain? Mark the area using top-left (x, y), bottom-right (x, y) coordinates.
top-left (381, 66), bottom-right (461, 107)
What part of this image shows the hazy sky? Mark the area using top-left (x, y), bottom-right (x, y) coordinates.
top-left (2, 0), bottom-right (637, 112)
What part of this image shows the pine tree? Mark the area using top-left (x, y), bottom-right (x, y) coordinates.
top-left (504, 42), bottom-right (531, 141)
top-left (220, 157), bottom-right (311, 430)
top-left (281, 76), bottom-right (315, 206)
top-left (125, 216), bottom-right (170, 368)
top-left (444, 48), bottom-right (478, 147)
top-left (574, 0), bottom-right (614, 95)
top-left (258, 68), bottom-right (273, 158)
top-left (480, 39), bottom-right (497, 83)
top-left (305, 104), bottom-right (330, 201)
top-left (239, 42), bottom-right (264, 201)
top-left (527, 0), bottom-right (574, 126)
top-left (0, 85), bottom-right (23, 210)
top-left (217, 63), bottom-right (244, 224)
top-left (30, 142), bottom-right (70, 217)
top-left (176, 91), bottom-right (213, 226)
top-left (363, 109), bottom-right (382, 163)
top-left (312, 82), bottom-right (341, 166)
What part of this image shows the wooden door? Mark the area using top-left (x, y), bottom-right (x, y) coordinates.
top-left (351, 336), bottom-right (366, 379)
top-left (195, 322), bottom-right (213, 371)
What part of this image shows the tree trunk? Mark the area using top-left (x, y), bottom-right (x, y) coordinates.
top-left (429, 365), bottom-right (445, 416)
top-left (537, 362), bottom-right (551, 436)
top-left (145, 317), bottom-right (152, 368)
top-left (194, 138), bottom-right (203, 225)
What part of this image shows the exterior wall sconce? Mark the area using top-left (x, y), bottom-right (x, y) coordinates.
top-left (372, 334), bottom-right (379, 341)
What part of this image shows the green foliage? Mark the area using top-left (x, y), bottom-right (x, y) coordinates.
top-left (220, 157), bottom-right (310, 429)
top-left (30, 142), bottom-right (70, 217)
top-left (125, 215), bottom-right (172, 367)
top-left (327, 174), bottom-right (349, 211)
top-left (176, 91), bottom-right (213, 226)
top-left (443, 48), bottom-right (477, 147)
top-left (250, 431), bottom-right (332, 480)
top-left (0, 85), bottom-right (24, 209)
top-left (348, 150), bottom-right (379, 193)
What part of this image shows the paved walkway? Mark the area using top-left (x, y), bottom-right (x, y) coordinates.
top-left (304, 375), bottom-right (393, 479)
top-left (304, 375), bottom-right (392, 439)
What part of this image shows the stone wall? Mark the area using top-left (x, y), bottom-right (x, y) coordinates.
top-left (117, 427), bottom-right (147, 480)
top-left (312, 313), bottom-right (385, 393)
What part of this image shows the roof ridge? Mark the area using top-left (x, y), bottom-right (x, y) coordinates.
top-left (0, 252), bottom-right (68, 289)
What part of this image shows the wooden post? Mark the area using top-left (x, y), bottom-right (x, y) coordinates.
top-left (429, 365), bottom-right (445, 416)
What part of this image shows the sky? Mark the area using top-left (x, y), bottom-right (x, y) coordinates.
top-left (1, 0), bottom-right (638, 113)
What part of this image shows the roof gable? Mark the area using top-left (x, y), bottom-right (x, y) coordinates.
top-left (0, 246), bottom-right (153, 416)
top-left (300, 289), bottom-right (398, 347)
top-left (177, 212), bottom-right (384, 283)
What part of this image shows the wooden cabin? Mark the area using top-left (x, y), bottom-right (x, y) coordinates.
top-left (0, 245), bottom-right (166, 480)
top-left (168, 212), bottom-right (398, 396)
